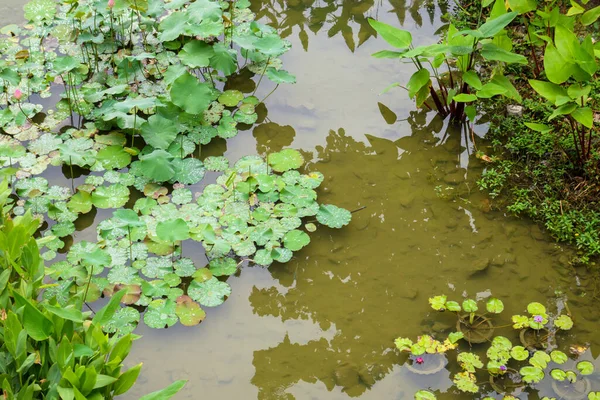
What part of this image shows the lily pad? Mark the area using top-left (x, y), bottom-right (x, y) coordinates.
top-left (268, 148), bottom-right (304, 172)
top-left (97, 145), bottom-right (132, 170)
top-left (283, 229), bottom-right (310, 251)
top-left (175, 295), bottom-right (206, 326)
top-left (554, 315), bottom-right (574, 330)
top-left (316, 204), bottom-right (352, 229)
top-left (144, 299), bottom-right (178, 329)
top-left (103, 307), bottom-right (140, 336)
top-left (520, 366), bottom-right (544, 383)
top-left (157, 218), bottom-right (190, 242)
top-left (218, 90), bottom-right (244, 107)
top-left (187, 277), bottom-right (231, 307)
top-left (209, 257), bottom-right (237, 276)
top-left (92, 184), bottom-right (130, 208)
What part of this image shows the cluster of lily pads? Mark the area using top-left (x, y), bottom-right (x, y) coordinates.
top-left (0, 0), bottom-right (352, 333)
top-left (396, 296), bottom-right (597, 400)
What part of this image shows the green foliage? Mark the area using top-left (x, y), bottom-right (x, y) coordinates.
top-left (0, 180), bottom-right (185, 398)
top-left (369, 5), bottom-right (523, 121)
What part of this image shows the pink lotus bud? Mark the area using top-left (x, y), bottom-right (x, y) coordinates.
top-left (13, 89), bottom-right (22, 101)
top-left (108, 0), bottom-right (115, 9)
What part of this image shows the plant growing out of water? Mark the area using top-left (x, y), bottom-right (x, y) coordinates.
top-left (545, 358), bottom-right (598, 399)
top-left (395, 333), bottom-right (463, 375)
top-left (368, 1), bottom-right (524, 122)
top-left (511, 301), bottom-right (573, 350)
top-left (429, 295), bottom-right (504, 343)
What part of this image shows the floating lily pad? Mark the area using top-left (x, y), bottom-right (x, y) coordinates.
top-left (103, 307), bottom-right (140, 336)
top-left (157, 218), bottom-right (190, 242)
top-left (188, 277), bottom-right (231, 307)
top-left (144, 299), bottom-right (178, 329)
top-left (97, 145), bottom-right (132, 170)
top-left (203, 156), bottom-right (229, 171)
top-left (24, 0), bottom-right (57, 23)
top-left (316, 204), bottom-right (352, 229)
top-left (209, 257), bottom-right (237, 276)
top-left (171, 157), bottom-right (206, 185)
top-left (92, 184), bottom-right (130, 208)
top-left (174, 257), bottom-right (196, 277)
top-left (175, 295), bottom-right (206, 326)
top-left (218, 90), bottom-right (244, 107)
top-left (268, 148), bottom-right (304, 172)
top-left (283, 229), bottom-right (310, 251)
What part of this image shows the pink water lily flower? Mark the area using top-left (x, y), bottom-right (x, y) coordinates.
top-left (533, 315), bottom-right (543, 323)
top-left (13, 89), bottom-right (22, 101)
top-left (415, 357), bottom-right (424, 364)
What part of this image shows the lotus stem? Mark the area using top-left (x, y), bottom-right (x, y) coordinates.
top-left (259, 84), bottom-right (279, 104)
top-left (252, 56), bottom-right (271, 97)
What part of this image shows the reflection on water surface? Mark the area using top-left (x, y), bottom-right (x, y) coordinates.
top-left (3, 0), bottom-right (600, 399)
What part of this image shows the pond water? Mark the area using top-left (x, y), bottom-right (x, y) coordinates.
top-left (3, 0), bottom-right (600, 399)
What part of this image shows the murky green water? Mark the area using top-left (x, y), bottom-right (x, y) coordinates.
top-left (4, 0), bottom-right (600, 398)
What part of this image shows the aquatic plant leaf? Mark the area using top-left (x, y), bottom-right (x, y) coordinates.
top-left (429, 295), bottom-right (447, 311)
top-left (144, 299), bottom-right (178, 329)
top-left (170, 158), bottom-right (206, 185)
top-left (462, 299), bottom-right (478, 313)
top-left (253, 249), bottom-right (273, 266)
top-left (175, 295), bottom-right (206, 326)
top-left (141, 115), bottom-right (180, 150)
top-left (52, 221), bottom-right (75, 237)
top-left (139, 150), bottom-right (175, 182)
top-left (139, 380), bottom-right (187, 400)
top-left (529, 351), bottom-right (550, 369)
top-left (171, 188), bottom-right (192, 205)
top-left (203, 156), bottom-right (229, 171)
top-left (134, 198), bottom-right (158, 215)
top-left (510, 346), bottom-right (529, 361)
top-left (102, 307), bottom-right (138, 338)
top-left (486, 298), bottom-right (504, 313)
top-left (453, 371), bottom-right (478, 393)
top-left (218, 90), bottom-right (244, 107)
top-left (170, 72), bottom-right (214, 115)
top-left (174, 258), bottom-right (196, 277)
top-left (367, 19), bottom-right (412, 49)
top-left (526, 302), bottom-right (546, 315)
top-left (24, 0), bottom-right (57, 23)
top-left (271, 247), bottom-right (292, 262)
top-left (520, 366), bottom-right (544, 383)
top-left (209, 257), bottom-right (237, 276)
top-left (550, 350), bottom-right (567, 364)
top-left (551, 368), bottom-right (567, 381)
top-left (266, 68), bottom-right (296, 84)
top-left (283, 229), bottom-right (310, 251)
top-left (187, 277), bottom-right (231, 307)
top-left (92, 184), bottom-right (130, 209)
top-left (414, 390), bottom-right (436, 400)
top-left (577, 361), bottom-right (594, 375)
top-left (512, 314), bottom-right (529, 329)
top-left (316, 204), bottom-right (351, 228)
top-left (457, 352), bottom-right (483, 372)
top-left (268, 149), bottom-right (304, 172)
top-left (554, 315), bottom-right (573, 330)
top-left (448, 332), bottom-right (464, 343)
top-left (445, 301), bottom-right (461, 312)
top-left (157, 218), bottom-right (190, 243)
top-left (179, 40), bottom-right (214, 68)
top-left (142, 257), bottom-right (174, 279)
top-left (97, 145), bottom-right (132, 170)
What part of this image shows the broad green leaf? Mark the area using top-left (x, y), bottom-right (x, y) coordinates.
top-left (24, 0), bottom-right (57, 23)
top-left (170, 72), bottom-right (214, 115)
top-left (144, 299), bottom-right (178, 328)
top-left (210, 44), bottom-right (237, 75)
top-left (453, 93), bottom-right (477, 102)
top-left (367, 18), bottom-right (412, 49)
top-left (581, 5), bottom-right (600, 25)
top-left (550, 350), bottom-right (568, 364)
top-left (577, 361), bottom-right (594, 375)
top-left (218, 90), bottom-right (244, 107)
top-left (462, 299), bottom-right (478, 313)
top-left (544, 43), bottom-right (573, 84)
top-left (529, 78), bottom-right (568, 103)
top-left (268, 149), bottom-right (304, 172)
top-left (92, 289), bottom-right (126, 327)
top-left (414, 390), bottom-right (437, 400)
top-left (524, 122), bottom-right (553, 133)
top-left (187, 277), bottom-right (231, 307)
top-left (316, 204), bottom-right (352, 228)
top-left (283, 229), bottom-right (310, 251)
top-left (486, 298), bottom-right (504, 313)
top-left (481, 43), bottom-right (528, 64)
top-left (12, 291), bottom-right (53, 340)
top-left (179, 40), bottom-right (214, 68)
top-left (92, 184), bottom-right (130, 209)
top-left (407, 69), bottom-right (431, 98)
top-left (462, 71), bottom-right (482, 90)
top-left (446, 301), bottom-right (461, 312)
top-left (97, 146), bottom-right (132, 170)
top-left (510, 346), bottom-right (529, 361)
top-left (520, 366), bottom-right (545, 383)
top-left (551, 369), bottom-right (567, 381)
top-left (429, 295), bottom-right (447, 311)
top-left (156, 219), bottom-right (190, 242)
top-left (141, 115), bottom-right (180, 150)
top-left (114, 363), bottom-right (143, 396)
top-left (572, 107), bottom-right (593, 128)
top-left (479, 12), bottom-right (518, 37)
top-left (266, 68), bottom-right (296, 84)
top-left (548, 103), bottom-right (577, 121)
top-left (139, 150), bottom-right (175, 182)
top-left (175, 295), bottom-right (206, 326)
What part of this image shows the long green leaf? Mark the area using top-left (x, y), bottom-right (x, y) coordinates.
top-left (113, 363), bottom-right (143, 395)
top-left (12, 291), bottom-right (53, 341)
top-left (479, 12), bottom-right (519, 37)
top-left (91, 289), bottom-right (126, 328)
top-left (368, 19), bottom-right (412, 49)
top-left (139, 380), bottom-right (187, 400)
top-left (529, 79), bottom-right (568, 105)
top-left (481, 43), bottom-right (528, 64)
top-left (406, 69), bottom-right (431, 98)
top-left (572, 107), bottom-right (593, 128)
top-left (581, 5), bottom-right (600, 25)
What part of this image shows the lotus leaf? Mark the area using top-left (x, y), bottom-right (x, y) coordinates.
top-left (551, 369), bottom-right (567, 381)
top-left (550, 350), bottom-right (568, 364)
top-left (529, 351), bottom-right (551, 369)
top-left (144, 299), bottom-right (178, 329)
top-left (268, 148), bottom-right (304, 172)
top-left (179, 40), bottom-right (214, 68)
top-left (577, 361), bottom-right (594, 375)
top-left (24, 0), bottom-right (57, 23)
top-left (253, 249), bottom-right (273, 266)
top-left (141, 115), bottom-right (180, 150)
top-left (175, 295), bottom-right (206, 326)
top-left (97, 145), bottom-right (132, 170)
top-left (457, 353), bottom-right (483, 372)
top-left (188, 277), bottom-right (231, 307)
top-left (283, 229), bottom-right (310, 251)
top-left (218, 90), bottom-right (244, 107)
top-left (92, 184), bottom-right (130, 208)
top-left (453, 371), bottom-right (478, 393)
top-left (486, 298), bottom-right (504, 313)
top-left (316, 204), bottom-right (352, 229)
top-left (156, 218), bottom-right (190, 243)
top-left (554, 315), bottom-right (574, 330)
top-left (171, 72), bottom-right (215, 115)
top-left (139, 150), bottom-right (175, 182)
top-left (172, 188), bottom-right (193, 205)
top-left (170, 157), bottom-right (206, 185)
top-left (174, 258), bottom-right (196, 277)
top-left (520, 366), bottom-right (545, 383)
top-left (142, 257), bottom-right (174, 279)
top-left (203, 156), bottom-right (229, 172)
top-left (511, 346), bottom-right (529, 361)
top-left (527, 302), bottom-right (546, 315)
top-left (209, 257), bottom-right (237, 276)
top-left (103, 307), bottom-right (140, 335)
